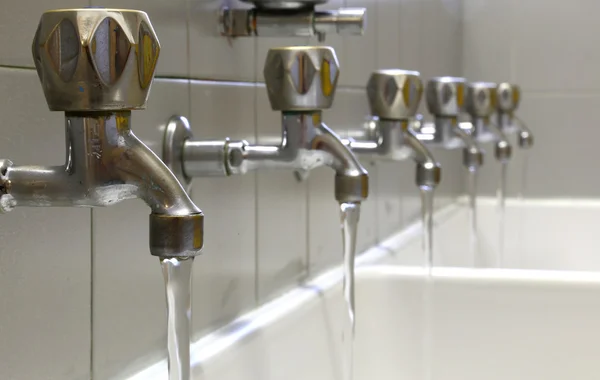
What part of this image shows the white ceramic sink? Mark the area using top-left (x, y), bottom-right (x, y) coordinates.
top-left (128, 199), bottom-right (600, 380)
top-left (390, 197), bottom-right (600, 272)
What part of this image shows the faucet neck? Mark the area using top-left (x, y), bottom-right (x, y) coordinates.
top-left (497, 112), bottom-right (514, 131)
top-left (432, 116), bottom-right (458, 143)
top-left (471, 116), bottom-right (490, 138)
top-left (281, 111), bottom-right (322, 149)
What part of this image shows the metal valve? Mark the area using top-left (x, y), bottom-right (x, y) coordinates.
top-left (496, 82), bottom-right (521, 114)
top-left (466, 82), bottom-right (512, 162)
top-left (465, 82), bottom-right (497, 119)
top-left (32, 8), bottom-right (160, 112)
top-left (366, 69), bottom-right (423, 120)
top-left (220, 4), bottom-right (366, 39)
top-left (364, 70), bottom-right (440, 189)
top-left (426, 77), bottom-right (466, 118)
top-left (263, 46), bottom-right (340, 111)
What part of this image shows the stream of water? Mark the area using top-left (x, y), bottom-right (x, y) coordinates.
top-left (339, 202), bottom-right (361, 380)
top-left (497, 163), bottom-right (508, 267)
top-left (420, 188), bottom-right (435, 380)
top-left (161, 256), bottom-right (194, 380)
top-left (466, 168), bottom-right (479, 267)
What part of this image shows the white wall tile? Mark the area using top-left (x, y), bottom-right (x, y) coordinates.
top-left (513, 0), bottom-right (600, 91)
top-left (0, 68), bottom-right (91, 380)
top-left (189, 80), bottom-right (257, 335)
top-left (462, 0), bottom-right (511, 83)
top-left (419, 0), bottom-right (463, 81)
top-left (91, 0), bottom-right (189, 77)
top-left (0, 0), bottom-right (90, 68)
top-left (92, 79), bottom-right (190, 379)
top-left (376, 161), bottom-right (404, 239)
top-left (341, 0), bottom-right (378, 86)
top-left (479, 94), bottom-right (600, 198)
top-left (255, 86), bottom-right (309, 303)
top-left (189, 0), bottom-right (256, 82)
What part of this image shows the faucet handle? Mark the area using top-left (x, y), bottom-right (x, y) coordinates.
top-left (465, 82), bottom-right (498, 118)
top-left (263, 46), bottom-right (340, 112)
top-left (366, 70), bottom-right (423, 120)
top-left (32, 8), bottom-right (160, 112)
top-left (496, 82), bottom-right (521, 113)
top-left (425, 77), bottom-right (466, 118)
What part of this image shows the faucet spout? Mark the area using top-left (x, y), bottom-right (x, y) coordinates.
top-left (514, 116), bottom-right (534, 149)
top-left (451, 123), bottom-right (484, 170)
top-left (484, 119), bottom-right (512, 163)
top-left (404, 126), bottom-right (441, 190)
top-left (315, 123), bottom-right (369, 203)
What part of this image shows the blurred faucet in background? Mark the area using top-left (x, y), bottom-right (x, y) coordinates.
top-left (496, 83), bottom-right (534, 149)
top-left (343, 69), bottom-right (441, 191)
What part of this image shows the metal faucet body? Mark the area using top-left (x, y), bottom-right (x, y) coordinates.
top-left (496, 82), bottom-right (534, 149)
top-left (344, 70), bottom-right (441, 189)
top-left (164, 46), bottom-right (369, 204)
top-left (0, 9), bottom-right (204, 258)
top-left (465, 82), bottom-right (512, 163)
top-left (220, 3), bottom-right (366, 39)
top-left (166, 111), bottom-right (368, 203)
top-left (410, 77), bottom-right (485, 171)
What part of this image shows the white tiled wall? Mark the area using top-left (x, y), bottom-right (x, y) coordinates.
top-left (462, 0), bottom-right (599, 197)
top-left (0, 0), bottom-right (463, 378)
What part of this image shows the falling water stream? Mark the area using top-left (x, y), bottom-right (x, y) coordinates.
top-left (161, 256), bottom-right (194, 380)
top-left (466, 168), bottom-right (479, 267)
top-left (420, 188), bottom-right (435, 380)
top-left (516, 150), bottom-right (530, 266)
top-left (497, 163), bottom-right (508, 267)
top-left (340, 202), bottom-right (361, 380)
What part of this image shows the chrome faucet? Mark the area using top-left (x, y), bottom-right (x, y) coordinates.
top-left (414, 77), bottom-right (484, 171)
top-left (464, 82), bottom-right (512, 164)
top-left (220, 0), bottom-right (366, 40)
top-left (342, 70), bottom-right (441, 190)
top-left (1, 9), bottom-right (203, 256)
top-left (496, 83), bottom-right (533, 149)
top-left (162, 46), bottom-right (369, 204)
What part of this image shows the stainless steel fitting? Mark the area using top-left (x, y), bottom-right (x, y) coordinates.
top-left (496, 82), bottom-right (533, 149)
top-left (163, 46), bottom-right (369, 204)
top-left (464, 82), bottom-right (512, 163)
top-left (343, 69), bottom-right (441, 190)
top-left (220, 2), bottom-right (366, 39)
top-left (1, 9), bottom-right (204, 258)
top-left (414, 77), bottom-right (484, 171)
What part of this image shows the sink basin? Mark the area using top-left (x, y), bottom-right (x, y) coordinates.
top-left (128, 198), bottom-right (600, 379)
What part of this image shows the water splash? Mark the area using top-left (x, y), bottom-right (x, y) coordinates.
top-left (466, 168), bottom-right (479, 267)
top-left (340, 202), bottom-right (361, 380)
top-left (161, 257), bottom-right (194, 380)
top-left (497, 163), bottom-right (508, 267)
